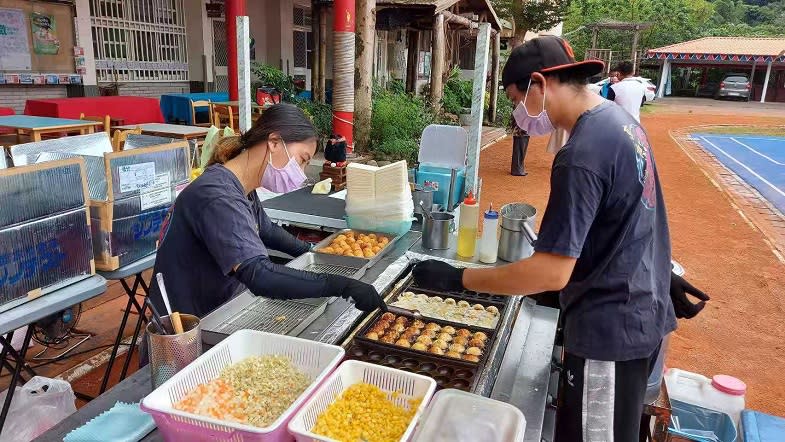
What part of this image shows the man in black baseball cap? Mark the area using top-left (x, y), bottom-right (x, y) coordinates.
top-left (410, 36), bottom-right (707, 440)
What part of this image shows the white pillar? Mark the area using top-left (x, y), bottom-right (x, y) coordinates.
top-left (73, 0), bottom-right (97, 87)
top-left (237, 16), bottom-right (252, 132)
top-left (761, 61), bottom-right (772, 103)
top-left (465, 23), bottom-right (491, 196)
top-left (657, 59), bottom-right (670, 99)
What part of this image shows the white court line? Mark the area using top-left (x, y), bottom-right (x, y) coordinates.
top-left (699, 136), bottom-right (785, 199)
top-left (728, 137), bottom-right (785, 166)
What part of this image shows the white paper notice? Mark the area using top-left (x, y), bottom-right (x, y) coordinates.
top-left (140, 173), bottom-right (172, 211)
top-left (118, 162), bottom-right (156, 193)
top-left (0, 9), bottom-right (32, 70)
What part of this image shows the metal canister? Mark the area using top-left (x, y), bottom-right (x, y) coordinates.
top-left (422, 212), bottom-right (454, 250)
top-left (412, 186), bottom-right (435, 219)
top-left (147, 314), bottom-right (202, 389)
top-left (498, 203), bottom-right (538, 262)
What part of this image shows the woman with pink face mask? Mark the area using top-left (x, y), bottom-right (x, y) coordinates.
top-left (148, 103), bottom-right (385, 320)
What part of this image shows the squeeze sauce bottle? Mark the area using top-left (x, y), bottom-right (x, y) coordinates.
top-left (457, 191), bottom-right (479, 257)
top-left (479, 204), bottom-right (499, 264)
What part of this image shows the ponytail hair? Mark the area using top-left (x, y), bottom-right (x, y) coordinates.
top-left (207, 103), bottom-right (317, 166)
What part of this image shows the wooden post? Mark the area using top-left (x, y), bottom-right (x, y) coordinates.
top-left (429, 13), bottom-right (446, 111)
top-left (354, 0), bottom-right (376, 151)
top-left (590, 27), bottom-right (598, 49)
top-left (488, 31), bottom-right (500, 123)
top-left (311, 4), bottom-right (320, 100)
top-left (318, 6), bottom-right (327, 103)
top-left (631, 29), bottom-right (640, 73)
top-left (406, 31), bottom-right (420, 93)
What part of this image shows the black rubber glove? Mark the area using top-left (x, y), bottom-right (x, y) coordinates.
top-left (412, 260), bottom-right (465, 292)
top-left (326, 274), bottom-right (387, 312)
top-left (670, 272), bottom-right (710, 319)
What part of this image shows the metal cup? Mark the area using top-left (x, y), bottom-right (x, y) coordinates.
top-left (422, 212), bottom-right (454, 250)
top-left (147, 314), bottom-right (202, 389)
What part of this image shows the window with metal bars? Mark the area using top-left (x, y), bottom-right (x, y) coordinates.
top-left (90, 0), bottom-right (188, 82)
top-left (292, 6), bottom-right (312, 70)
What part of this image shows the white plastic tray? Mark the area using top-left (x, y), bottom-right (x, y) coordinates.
top-left (411, 388), bottom-right (526, 442)
top-left (288, 360), bottom-right (437, 442)
top-left (141, 329), bottom-right (345, 442)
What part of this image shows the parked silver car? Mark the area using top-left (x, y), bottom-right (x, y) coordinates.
top-left (716, 75), bottom-right (751, 100)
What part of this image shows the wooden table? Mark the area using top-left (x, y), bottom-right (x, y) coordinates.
top-left (212, 100), bottom-right (269, 111)
top-left (113, 123), bottom-right (209, 141)
top-left (0, 115), bottom-right (100, 142)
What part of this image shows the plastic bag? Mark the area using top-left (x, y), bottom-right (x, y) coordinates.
top-left (0, 376), bottom-right (77, 442)
top-left (669, 399), bottom-right (737, 442)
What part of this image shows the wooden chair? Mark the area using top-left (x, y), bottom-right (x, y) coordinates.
top-left (80, 112), bottom-right (111, 135)
top-left (111, 127), bottom-right (142, 151)
top-left (190, 100), bottom-right (213, 127)
top-left (212, 104), bottom-right (237, 131)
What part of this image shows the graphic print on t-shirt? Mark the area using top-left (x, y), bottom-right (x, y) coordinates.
top-left (625, 124), bottom-right (656, 210)
top-left (157, 205), bottom-right (175, 246)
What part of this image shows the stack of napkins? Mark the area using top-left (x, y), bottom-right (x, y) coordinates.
top-left (345, 161), bottom-right (413, 235)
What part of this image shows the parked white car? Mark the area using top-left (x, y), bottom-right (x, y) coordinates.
top-left (588, 76), bottom-right (657, 104)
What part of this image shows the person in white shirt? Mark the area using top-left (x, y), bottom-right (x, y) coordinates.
top-left (610, 61), bottom-right (646, 122)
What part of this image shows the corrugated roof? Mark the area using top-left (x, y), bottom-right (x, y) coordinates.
top-left (648, 37), bottom-right (785, 57)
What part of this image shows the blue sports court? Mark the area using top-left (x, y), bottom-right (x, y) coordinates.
top-left (693, 134), bottom-right (785, 214)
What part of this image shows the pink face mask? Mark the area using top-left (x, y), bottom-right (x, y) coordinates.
top-left (261, 141), bottom-right (307, 193)
top-left (512, 78), bottom-right (555, 137)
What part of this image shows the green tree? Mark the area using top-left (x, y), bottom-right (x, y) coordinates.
top-left (492, 0), bottom-right (570, 47)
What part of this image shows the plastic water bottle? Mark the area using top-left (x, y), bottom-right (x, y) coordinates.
top-left (479, 205), bottom-right (499, 264)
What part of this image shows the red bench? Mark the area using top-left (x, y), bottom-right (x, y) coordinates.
top-left (24, 96), bottom-right (164, 125)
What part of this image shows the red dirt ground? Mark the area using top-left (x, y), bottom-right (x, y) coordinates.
top-left (478, 99), bottom-right (785, 416)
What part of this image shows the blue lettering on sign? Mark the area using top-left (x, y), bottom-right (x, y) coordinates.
top-left (132, 210), bottom-right (167, 240)
top-left (0, 238), bottom-right (67, 289)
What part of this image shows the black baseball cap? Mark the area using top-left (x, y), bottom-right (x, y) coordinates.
top-left (502, 36), bottom-right (605, 89)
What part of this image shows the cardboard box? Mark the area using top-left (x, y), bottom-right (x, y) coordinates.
top-left (0, 159), bottom-right (94, 311)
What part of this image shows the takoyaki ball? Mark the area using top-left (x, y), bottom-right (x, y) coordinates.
top-left (399, 291), bottom-right (416, 299)
top-left (395, 338), bottom-right (411, 348)
top-left (442, 326), bottom-right (456, 335)
top-left (401, 330), bottom-right (418, 341)
top-left (428, 346), bottom-right (445, 355)
top-left (444, 298), bottom-right (457, 305)
top-left (380, 312), bottom-right (396, 321)
top-left (457, 300), bottom-right (470, 308)
top-left (420, 329), bottom-right (437, 338)
top-left (411, 342), bottom-right (428, 351)
top-left (424, 323), bottom-right (441, 332)
top-left (405, 326), bottom-right (421, 335)
top-left (472, 304), bottom-right (485, 311)
top-left (376, 319), bottom-right (392, 330)
top-left (468, 338), bottom-right (485, 348)
top-left (415, 293), bottom-right (429, 301)
top-left (462, 354), bottom-right (480, 363)
top-left (448, 343), bottom-right (466, 353)
top-left (466, 347), bottom-right (483, 356)
top-left (416, 335), bottom-right (433, 346)
top-left (453, 336), bottom-right (469, 346)
top-left (394, 316), bottom-right (408, 325)
top-left (486, 306), bottom-right (500, 315)
top-left (455, 329), bottom-right (472, 338)
top-left (385, 330), bottom-right (401, 341)
top-left (429, 296), bottom-right (443, 303)
top-left (445, 351), bottom-right (462, 359)
top-left (380, 335), bottom-right (396, 344)
top-left (391, 323), bottom-right (407, 334)
top-left (473, 332), bottom-right (488, 342)
top-left (437, 333), bottom-right (453, 343)
top-left (412, 319), bottom-right (426, 329)
top-left (365, 332), bottom-right (379, 340)
top-left (432, 339), bottom-right (449, 350)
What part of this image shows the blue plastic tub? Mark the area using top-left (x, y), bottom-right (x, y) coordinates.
top-left (669, 399), bottom-right (737, 442)
top-left (416, 165), bottom-right (466, 208)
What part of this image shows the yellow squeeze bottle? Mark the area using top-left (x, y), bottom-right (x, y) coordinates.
top-left (457, 191), bottom-right (479, 257)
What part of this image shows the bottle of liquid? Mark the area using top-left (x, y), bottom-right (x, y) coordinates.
top-left (456, 191), bottom-right (479, 257)
top-left (479, 204), bottom-right (499, 264)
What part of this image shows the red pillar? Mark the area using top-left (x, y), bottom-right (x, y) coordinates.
top-left (332, 0), bottom-right (355, 151)
top-left (226, 0), bottom-right (246, 101)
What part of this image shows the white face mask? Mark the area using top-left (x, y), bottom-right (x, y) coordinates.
top-left (546, 129), bottom-right (570, 154)
top-left (512, 78), bottom-right (555, 137)
top-left (261, 140), bottom-right (307, 193)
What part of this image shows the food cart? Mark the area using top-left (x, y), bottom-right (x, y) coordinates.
top-left (39, 186), bottom-right (560, 441)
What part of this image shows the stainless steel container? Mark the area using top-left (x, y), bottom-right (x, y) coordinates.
top-left (422, 212), bottom-right (454, 250)
top-left (498, 203), bottom-right (538, 262)
top-left (147, 314), bottom-right (202, 389)
top-left (412, 187), bottom-right (434, 219)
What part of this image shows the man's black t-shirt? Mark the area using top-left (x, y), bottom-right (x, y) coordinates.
top-left (148, 164), bottom-right (309, 317)
top-left (534, 101), bottom-right (676, 361)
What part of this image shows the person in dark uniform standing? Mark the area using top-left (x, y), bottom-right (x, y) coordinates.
top-left (148, 104), bottom-right (386, 318)
top-left (510, 123), bottom-right (529, 176)
top-left (411, 36), bottom-right (708, 440)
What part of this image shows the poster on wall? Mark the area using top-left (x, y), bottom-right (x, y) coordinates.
top-left (0, 8), bottom-right (32, 70)
top-left (31, 12), bottom-right (60, 54)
